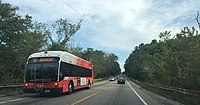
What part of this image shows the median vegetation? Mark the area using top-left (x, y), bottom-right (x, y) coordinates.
top-left (131, 79), bottom-right (200, 105)
top-left (0, 1), bottom-right (121, 84)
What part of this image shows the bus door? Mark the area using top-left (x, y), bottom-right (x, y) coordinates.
top-left (77, 78), bottom-right (87, 86)
top-left (77, 78), bottom-right (80, 86)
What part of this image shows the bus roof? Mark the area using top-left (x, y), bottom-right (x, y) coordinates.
top-left (28, 51), bottom-right (92, 69)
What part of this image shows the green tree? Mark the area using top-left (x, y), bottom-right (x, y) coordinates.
top-left (78, 48), bottom-right (121, 78)
top-left (125, 26), bottom-right (200, 90)
top-left (0, 1), bottom-right (49, 82)
top-left (159, 31), bottom-right (171, 41)
top-left (47, 19), bottom-right (82, 51)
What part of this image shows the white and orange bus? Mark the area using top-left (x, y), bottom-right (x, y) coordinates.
top-left (23, 51), bottom-right (94, 95)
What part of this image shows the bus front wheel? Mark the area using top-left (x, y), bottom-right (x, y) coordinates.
top-left (87, 81), bottom-right (91, 89)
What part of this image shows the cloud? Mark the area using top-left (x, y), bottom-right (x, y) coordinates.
top-left (3, 0), bottom-right (200, 71)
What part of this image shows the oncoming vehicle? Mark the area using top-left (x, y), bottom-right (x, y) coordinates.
top-left (109, 76), bottom-right (115, 81)
top-left (23, 51), bottom-right (94, 95)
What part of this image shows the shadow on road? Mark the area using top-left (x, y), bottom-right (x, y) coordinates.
top-left (25, 87), bottom-right (91, 98)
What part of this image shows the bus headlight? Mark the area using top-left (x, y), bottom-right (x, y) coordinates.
top-left (25, 83), bottom-right (28, 87)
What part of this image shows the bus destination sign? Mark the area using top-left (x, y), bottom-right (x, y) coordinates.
top-left (28, 57), bottom-right (60, 63)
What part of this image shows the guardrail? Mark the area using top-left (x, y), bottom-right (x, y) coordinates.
top-left (0, 83), bottom-right (23, 89)
top-left (0, 83), bottom-right (23, 97)
top-left (0, 77), bottom-right (110, 88)
top-left (131, 79), bottom-right (200, 97)
top-left (0, 78), bottom-right (106, 89)
top-left (0, 77), bottom-right (109, 89)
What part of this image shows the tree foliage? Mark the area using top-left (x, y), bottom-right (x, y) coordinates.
top-left (0, 1), bottom-right (49, 82)
top-left (125, 27), bottom-right (200, 90)
top-left (0, 1), bottom-right (121, 82)
top-left (47, 19), bottom-right (82, 51)
top-left (69, 48), bottom-right (121, 78)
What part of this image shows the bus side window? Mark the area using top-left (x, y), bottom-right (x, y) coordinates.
top-left (59, 72), bottom-right (63, 80)
top-left (60, 62), bottom-right (65, 80)
top-left (60, 62), bottom-right (92, 77)
top-left (60, 62), bottom-right (72, 77)
top-left (64, 70), bottom-right (69, 76)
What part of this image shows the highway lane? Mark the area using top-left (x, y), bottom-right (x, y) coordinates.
top-left (79, 81), bottom-right (144, 105)
top-left (0, 79), bottom-right (182, 105)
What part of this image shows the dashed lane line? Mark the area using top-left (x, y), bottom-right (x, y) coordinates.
top-left (70, 90), bottom-right (102, 105)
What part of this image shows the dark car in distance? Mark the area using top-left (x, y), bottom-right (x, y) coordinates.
top-left (117, 76), bottom-right (125, 84)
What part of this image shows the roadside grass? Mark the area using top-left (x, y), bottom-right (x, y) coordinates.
top-left (94, 79), bottom-right (104, 82)
top-left (94, 77), bottom-right (109, 82)
top-left (145, 86), bottom-right (200, 105)
top-left (137, 82), bottom-right (200, 105)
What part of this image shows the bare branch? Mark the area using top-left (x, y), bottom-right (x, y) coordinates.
top-left (195, 11), bottom-right (200, 31)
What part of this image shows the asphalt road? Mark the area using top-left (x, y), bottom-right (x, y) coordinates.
top-left (0, 79), bottom-right (182, 105)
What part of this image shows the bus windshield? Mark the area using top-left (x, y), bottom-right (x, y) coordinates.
top-left (25, 62), bottom-right (58, 82)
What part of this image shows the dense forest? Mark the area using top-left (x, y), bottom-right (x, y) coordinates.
top-left (0, 1), bottom-right (121, 83)
top-left (124, 26), bottom-right (200, 90)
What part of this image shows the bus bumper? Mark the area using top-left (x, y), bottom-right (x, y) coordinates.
top-left (23, 88), bottom-right (63, 93)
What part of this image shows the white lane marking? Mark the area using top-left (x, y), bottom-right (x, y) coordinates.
top-left (127, 81), bottom-right (148, 105)
top-left (0, 98), bottom-right (28, 104)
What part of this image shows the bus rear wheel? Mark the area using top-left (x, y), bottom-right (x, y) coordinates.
top-left (68, 82), bottom-right (73, 94)
top-left (39, 92), bottom-right (46, 96)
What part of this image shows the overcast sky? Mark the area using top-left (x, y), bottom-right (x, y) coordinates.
top-left (4, 0), bottom-right (200, 71)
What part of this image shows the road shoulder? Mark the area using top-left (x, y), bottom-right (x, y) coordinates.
top-left (128, 79), bottom-right (183, 105)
